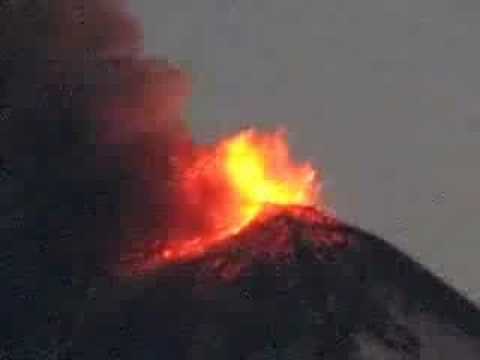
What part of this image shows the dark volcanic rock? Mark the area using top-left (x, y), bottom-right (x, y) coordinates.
top-left (64, 210), bottom-right (480, 359)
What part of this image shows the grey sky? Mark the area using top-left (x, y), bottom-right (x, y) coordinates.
top-left (128, 0), bottom-right (480, 302)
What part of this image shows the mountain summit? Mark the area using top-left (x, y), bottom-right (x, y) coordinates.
top-left (70, 207), bottom-right (480, 359)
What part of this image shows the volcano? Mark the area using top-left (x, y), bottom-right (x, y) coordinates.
top-left (63, 206), bottom-right (480, 360)
top-left (2, 1), bottom-right (480, 358)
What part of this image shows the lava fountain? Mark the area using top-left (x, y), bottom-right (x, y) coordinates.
top-left (128, 128), bottom-right (324, 273)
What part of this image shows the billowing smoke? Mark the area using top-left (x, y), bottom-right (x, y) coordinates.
top-left (2, 0), bottom-right (193, 271)
top-left (0, 0), bottom-right (195, 346)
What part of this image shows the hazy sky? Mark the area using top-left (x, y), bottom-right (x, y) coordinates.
top-left (128, 0), bottom-right (480, 301)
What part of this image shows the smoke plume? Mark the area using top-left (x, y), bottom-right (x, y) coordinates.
top-left (0, 0), bottom-right (196, 347)
top-left (2, 0), bottom-right (193, 266)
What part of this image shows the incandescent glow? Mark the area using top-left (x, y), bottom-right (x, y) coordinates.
top-left (130, 128), bottom-right (322, 273)
top-left (222, 129), bottom-right (317, 232)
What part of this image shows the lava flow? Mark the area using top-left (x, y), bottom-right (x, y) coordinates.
top-left (131, 128), bottom-right (324, 273)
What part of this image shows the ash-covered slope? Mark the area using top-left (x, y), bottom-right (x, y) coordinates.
top-left (69, 208), bottom-right (480, 359)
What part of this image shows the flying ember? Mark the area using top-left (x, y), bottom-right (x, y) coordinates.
top-left (133, 128), bottom-right (322, 273)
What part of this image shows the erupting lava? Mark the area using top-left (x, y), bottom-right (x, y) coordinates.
top-left (212, 128), bottom-right (317, 233)
top-left (133, 128), bottom-right (322, 272)
top-left (223, 129), bottom-right (316, 225)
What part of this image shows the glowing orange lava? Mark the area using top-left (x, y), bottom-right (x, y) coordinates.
top-left (136, 128), bottom-right (321, 272)
top-left (223, 129), bottom-right (316, 231)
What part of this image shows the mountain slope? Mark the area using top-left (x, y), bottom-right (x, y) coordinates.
top-left (69, 208), bottom-right (480, 359)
